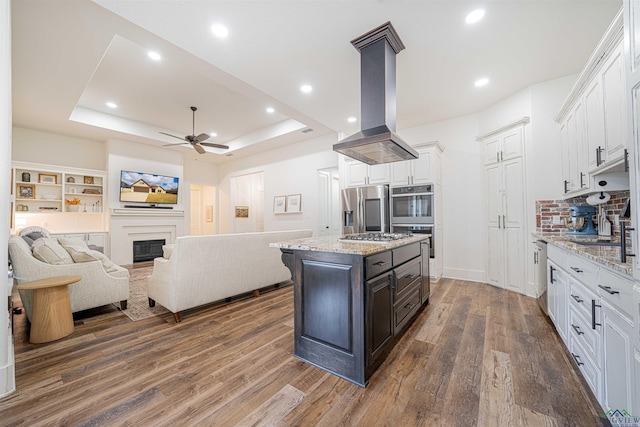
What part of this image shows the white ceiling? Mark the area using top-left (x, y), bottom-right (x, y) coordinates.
top-left (11, 0), bottom-right (622, 164)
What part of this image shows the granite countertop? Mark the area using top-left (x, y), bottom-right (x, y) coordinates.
top-left (534, 232), bottom-right (632, 277)
top-left (271, 234), bottom-right (429, 256)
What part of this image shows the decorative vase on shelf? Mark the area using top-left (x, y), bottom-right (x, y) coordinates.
top-left (21, 172), bottom-right (30, 182)
top-left (67, 205), bottom-right (79, 212)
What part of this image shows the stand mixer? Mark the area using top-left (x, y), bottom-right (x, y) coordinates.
top-left (564, 206), bottom-right (597, 235)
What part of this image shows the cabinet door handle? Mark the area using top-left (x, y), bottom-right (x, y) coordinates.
top-left (563, 180), bottom-right (569, 193)
top-left (498, 215), bottom-right (501, 229)
top-left (620, 222), bottom-right (635, 263)
top-left (570, 267), bottom-right (583, 273)
top-left (404, 302), bottom-right (417, 310)
top-left (403, 274), bottom-right (419, 281)
top-left (503, 215), bottom-right (506, 227)
top-left (571, 324), bottom-right (584, 335)
top-left (549, 265), bottom-right (555, 283)
top-left (373, 261), bottom-right (388, 267)
top-left (496, 152), bottom-right (500, 163)
top-left (596, 146), bottom-right (603, 167)
top-left (500, 151), bottom-right (504, 161)
top-left (624, 148), bottom-right (629, 172)
top-left (580, 172), bottom-right (585, 188)
top-left (591, 299), bottom-right (601, 329)
top-left (571, 294), bottom-right (584, 304)
top-left (598, 285), bottom-right (620, 295)
top-left (534, 252), bottom-right (538, 264)
top-left (571, 353), bottom-right (584, 366)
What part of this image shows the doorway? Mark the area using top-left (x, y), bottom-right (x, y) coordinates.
top-left (190, 184), bottom-right (216, 235)
top-left (317, 167), bottom-right (340, 236)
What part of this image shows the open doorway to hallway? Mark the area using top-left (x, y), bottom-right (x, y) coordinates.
top-left (190, 184), bottom-right (216, 235)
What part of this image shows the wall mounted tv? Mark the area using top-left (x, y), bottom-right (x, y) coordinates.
top-left (119, 170), bottom-right (179, 205)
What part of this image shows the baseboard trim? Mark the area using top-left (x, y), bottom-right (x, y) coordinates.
top-left (442, 267), bottom-right (485, 283)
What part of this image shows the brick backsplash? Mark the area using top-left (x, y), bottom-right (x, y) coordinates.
top-left (536, 190), bottom-right (630, 237)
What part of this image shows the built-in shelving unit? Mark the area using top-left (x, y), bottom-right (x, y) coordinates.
top-left (11, 162), bottom-right (107, 233)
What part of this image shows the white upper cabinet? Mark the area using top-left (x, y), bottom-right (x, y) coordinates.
top-left (601, 42), bottom-right (628, 165)
top-left (483, 127), bottom-right (524, 166)
top-left (340, 157), bottom-right (390, 188)
top-left (390, 143), bottom-right (443, 186)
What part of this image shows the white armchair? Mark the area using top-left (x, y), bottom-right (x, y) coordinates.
top-left (9, 235), bottom-right (129, 321)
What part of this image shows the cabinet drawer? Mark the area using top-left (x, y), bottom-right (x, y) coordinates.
top-left (569, 305), bottom-right (601, 364)
top-left (566, 253), bottom-right (598, 291)
top-left (548, 244), bottom-right (568, 268)
top-left (394, 258), bottom-right (421, 300)
top-left (394, 288), bottom-right (421, 334)
top-left (570, 334), bottom-right (602, 401)
top-left (392, 242), bottom-right (420, 267)
top-left (598, 268), bottom-right (634, 317)
top-left (366, 251), bottom-right (392, 280)
top-left (569, 278), bottom-right (599, 321)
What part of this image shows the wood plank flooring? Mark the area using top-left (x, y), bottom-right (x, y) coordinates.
top-left (2, 278), bottom-right (607, 426)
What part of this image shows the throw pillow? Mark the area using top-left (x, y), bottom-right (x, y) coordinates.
top-left (32, 238), bottom-right (74, 265)
top-left (63, 244), bottom-right (119, 273)
top-left (162, 244), bottom-right (174, 259)
top-left (57, 236), bottom-right (89, 249)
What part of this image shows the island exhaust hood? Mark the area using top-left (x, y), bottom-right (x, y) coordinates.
top-left (333, 22), bottom-right (418, 165)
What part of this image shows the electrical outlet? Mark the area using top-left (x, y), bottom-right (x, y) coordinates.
top-left (553, 215), bottom-right (561, 225)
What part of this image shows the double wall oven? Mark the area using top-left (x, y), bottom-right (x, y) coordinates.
top-left (390, 184), bottom-right (434, 258)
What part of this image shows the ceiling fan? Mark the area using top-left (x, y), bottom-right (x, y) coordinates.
top-left (160, 106), bottom-right (229, 154)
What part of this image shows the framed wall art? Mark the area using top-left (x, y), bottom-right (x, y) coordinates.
top-left (286, 194), bottom-right (302, 213)
top-left (18, 183), bottom-right (35, 199)
top-left (38, 173), bottom-right (57, 184)
top-left (84, 176), bottom-right (94, 184)
top-left (235, 206), bottom-right (249, 218)
top-left (273, 195), bottom-right (286, 214)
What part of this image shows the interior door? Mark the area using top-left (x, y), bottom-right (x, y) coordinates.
top-left (190, 185), bottom-right (203, 235)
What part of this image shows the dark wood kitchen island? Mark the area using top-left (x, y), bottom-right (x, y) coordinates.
top-left (271, 234), bottom-right (430, 387)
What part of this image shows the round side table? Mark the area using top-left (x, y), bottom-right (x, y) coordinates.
top-left (17, 275), bottom-right (82, 344)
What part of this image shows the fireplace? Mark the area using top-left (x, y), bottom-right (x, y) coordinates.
top-left (133, 239), bottom-right (165, 263)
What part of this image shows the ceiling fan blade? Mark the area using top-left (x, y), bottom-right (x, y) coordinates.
top-left (162, 142), bottom-right (189, 147)
top-left (200, 142), bottom-right (229, 150)
top-left (193, 143), bottom-right (206, 154)
top-left (159, 131), bottom-right (188, 141)
top-left (193, 133), bottom-right (210, 143)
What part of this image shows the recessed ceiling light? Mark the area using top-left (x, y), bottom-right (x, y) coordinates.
top-left (147, 51), bottom-right (161, 61)
top-left (266, 107), bottom-right (275, 114)
top-left (474, 77), bottom-right (489, 87)
top-left (347, 117), bottom-right (357, 123)
top-left (210, 131), bottom-right (218, 137)
top-left (465, 9), bottom-right (485, 24)
top-left (106, 102), bottom-right (118, 109)
top-left (211, 23), bottom-right (229, 38)
top-left (300, 84), bottom-right (313, 93)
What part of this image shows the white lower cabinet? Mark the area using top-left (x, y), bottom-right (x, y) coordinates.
top-left (601, 301), bottom-right (635, 414)
top-left (547, 243), bottom-right (636, 416)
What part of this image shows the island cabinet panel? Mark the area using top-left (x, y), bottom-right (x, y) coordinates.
top-left (300, 260), bottom-right (353, 352)
top-left (292, 251), bottom-right (367, 387)
top-left (366, 273), bottom-right (394, 369)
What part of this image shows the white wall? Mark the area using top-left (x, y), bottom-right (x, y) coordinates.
top-left (217, 133), bottom-right (339, 235)
top-left (12, 127), bottom-right (105, 170)
top-left (1, 0), bottom-right (15, 399)
top-left (400, 114), bottom-right (484, 282)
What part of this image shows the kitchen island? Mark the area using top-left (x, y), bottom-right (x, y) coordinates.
top-left (271, 234), bottom-right (430, 387)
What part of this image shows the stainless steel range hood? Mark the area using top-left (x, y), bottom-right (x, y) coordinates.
top-left (333, 22), bottom-right (418, 165)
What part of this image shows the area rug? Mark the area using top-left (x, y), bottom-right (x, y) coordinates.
top-left (116, 266), bottom-right (169, 321)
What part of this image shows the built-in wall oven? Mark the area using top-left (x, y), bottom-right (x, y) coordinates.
top-left (390, 185), bottom-right (433, 224)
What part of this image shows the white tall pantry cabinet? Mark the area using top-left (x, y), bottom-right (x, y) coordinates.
top-left (480, 118), bottom-right (529, 295)
top-left (623, 0), bottom-right (640, 418)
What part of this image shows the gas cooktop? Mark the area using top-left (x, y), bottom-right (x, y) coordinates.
top-left (339, 232), bottom-right (413, 244)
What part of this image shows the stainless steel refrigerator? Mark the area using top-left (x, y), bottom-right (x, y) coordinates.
top-left (341, 184), bottom-right (390, 235)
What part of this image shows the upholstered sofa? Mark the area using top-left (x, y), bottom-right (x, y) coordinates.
top-left (9, 232), bottom-right (129, 321)
top-left (147, 229), bottom-right (313, 322)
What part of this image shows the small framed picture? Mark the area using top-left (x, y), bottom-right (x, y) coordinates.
top-left (18, 183), bottom-right (35, 199)
top-left (273, 195), bottom-right (286, 214)
top-left (84, 176), bottom-right (94, 184)
top-left (39, 173), bottom-right (57, 184)
top-left (286, 194), bottom-right (302, 213)
top-left (235, 206), bottom-right (249, 218)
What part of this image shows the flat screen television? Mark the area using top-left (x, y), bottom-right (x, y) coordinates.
top-left (119, 170), bottom-right (179, 205)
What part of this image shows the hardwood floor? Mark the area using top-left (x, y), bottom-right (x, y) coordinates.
top-left (2, 278), bottom-right (607, 426)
